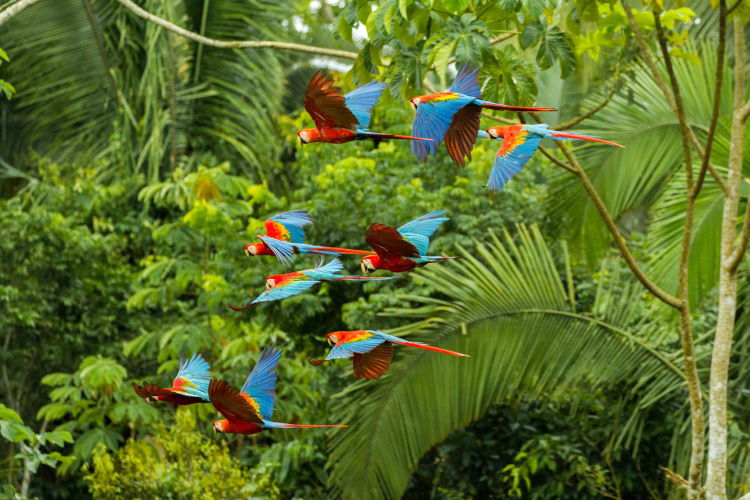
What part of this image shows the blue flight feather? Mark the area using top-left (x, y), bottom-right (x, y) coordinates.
top-left (411, 95), bottom-right (473, 160)
top-left (326, 337), bottom-right (387, 360)
top-left (267, 209), bottom-right (312, 244)
top-left (488, 134), bottom-right (542, 192)
top-left (449, 64), bottom-right (481, 98)
top-left (251, 280), bottom-right (321, 304)
top-left (258, 235), bottom-right (297, 265)
top-left (398, 210), bottom-right (449, 256)
top-left (312, 258), bottom-right (343, 275)
top-left (345, 81), bottom-right (387, 131)
top-left (174, 352), bottom-right (211, 400)
top-left (242, 346), bottom-right (282, 420)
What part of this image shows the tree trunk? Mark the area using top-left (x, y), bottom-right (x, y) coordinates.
top-left (705, 16), bottom-right (747, 500)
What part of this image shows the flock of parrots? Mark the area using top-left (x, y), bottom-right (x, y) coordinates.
top-left (132, 65), bottom-right (623, 436)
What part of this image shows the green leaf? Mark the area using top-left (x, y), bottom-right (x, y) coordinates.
top-left (520, 21), bottom-right (544, 48)
top-left (399, 0), bottom-right (412, 18)
top-left (0, 403), bottom-right (23, 424)
top-left (536, 26), bottom-right (576, 77)
top-left (0, 80), bottom-right (15, 100)
top-left (442, 0), bottom-right (471, 14)
top-left (0, 47), bottom-right (8, 62)
top-left (0, 421), bottom-right (35, 443)
top-left (40, 430), bottom-right (73, 447)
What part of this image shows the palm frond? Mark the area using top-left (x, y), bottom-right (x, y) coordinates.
top-left (326, 225), bottom-right (686, 500)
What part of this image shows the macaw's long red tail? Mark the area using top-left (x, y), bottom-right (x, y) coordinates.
top-left (480, 102), bottom-right (557, 112)
top-left (306, 245), bottom-right (374, 256)
top-left (274, 423), bottom-right (348, 428)
top-left (550, 132), bottom-right (624, 147)
top-left (365, 132), bottom-right (433, 141)
top-left (392, 340), bottom-right (469, 357)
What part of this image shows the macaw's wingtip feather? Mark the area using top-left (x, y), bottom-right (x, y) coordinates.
top-left (228, 303), bottom-right (253, 311)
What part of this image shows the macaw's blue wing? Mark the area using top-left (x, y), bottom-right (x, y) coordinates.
top-left (345, 81), bottom-right (387, 131)
top-left (411, 96), bottom-right (472, 161)
top-left (242, 347), bottom-right (282, 420)
top-left (488, 132), bottom-right (542, 192)
top-left (449, 64), bottom-right (481, 98)
top-left (326, 338), bottom-right (386, 360)
top-left (311, 258), bottom-right (343, 275)
top-left (397, 211), bottom-right (449, 255)
top-left (173, 353), bottom-right (211, 400)
top-left (252, 280), bottom-right (321, 304)
top-left (258, 235), bottom-right (297, 265)
top-left (265, 210), bottom-right (312, 244)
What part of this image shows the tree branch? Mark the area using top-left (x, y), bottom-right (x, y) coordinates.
top-left (538, 146), bottom-right (577, 174)
top-left (553, 85), bottom-right (617, 131)
top-left (115, 0), bottom-right (359, 59)
top-left (653, 9), bottom-right (705, 496)
top-left (691, 0), bottom-right (726, 199)
top-left (622, 1), bottom-right (728, 195)
top-left (558, 141), bottom-right (683, 309)
top-left (0, 0), bottom-right (43, 26)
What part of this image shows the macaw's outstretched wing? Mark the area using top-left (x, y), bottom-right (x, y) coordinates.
top-left (344, 81), bottom-right (386, 131)
top-left (397, 211), bottom-right (449, 256)
top-left (411, 96), bottom-right (471, 161)
top-left (353, 342), bottom-right (393, 379)
top-left (444, 104), bottom-right (481, 166)
top-left (488, 131), bottom-right (543, 192)
top-left (172, 353), bottom-right (211, 400)
top-left (241, 347), bottom-right (282, 421)
top-left (254, 280), bottom-right (321, 304)
top-left (365, 223), bottom-right (421, 259)
top-left (304, 72), bottom-right (359, 129)
top-left (264, 210), bottom-right (312, 244)
top-left (208, 380), bottom-right (263, 425)
top-left (449, 64), bottom-right (481, 98)
top-left (326, 333), bottom-right (387, 360)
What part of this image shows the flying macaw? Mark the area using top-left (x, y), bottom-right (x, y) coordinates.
top-left (297, 72), bottom-right (431, 145)
top-left (228, 258), bottom-right (393, 311)
top-left (210, 347), bottom-right (347, 435)
top-left (244, 209), bottom-right (370, 265)
top-left (132, 353), bottom-right (211, 405)
top-left (360, 211), bottom-right (455, 274)
top-left (410, 64), bottom-right (556, 166)
top-left (309, 330), bottom-right (469, 379)
top-left (479, 124), bottom-right (624, 192)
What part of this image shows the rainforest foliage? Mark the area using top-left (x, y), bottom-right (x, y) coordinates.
top-left (0, 1), bottom-right (747, 499)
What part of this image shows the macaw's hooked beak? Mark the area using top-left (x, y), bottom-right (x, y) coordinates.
top-left (145, 396), bottom-right (152, 404)
top-left (361, 261), bottom-right (369, 275)
top-left (327, 336), bottom-right (335, 346)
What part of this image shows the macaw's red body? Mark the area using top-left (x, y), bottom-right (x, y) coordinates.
top-left (297, 73), bottom-right (431, 145)
top-left (359, 254), bottom-right (429, 273)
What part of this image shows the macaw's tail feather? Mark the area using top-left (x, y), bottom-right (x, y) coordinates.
top-left (332, 275), bottom-right (396, 281)
top-left (480, 102), bottom-right (556, 112)
top-left (269, 422), bottom-right (348, 429)
top-left (305, 245), bottom-right (374, 256)
top-left (392, 340), bottom-right (469, 357)
top-left (426, 256), bottom-right (460, 262)
top-left (550, 132), bottom-right (624, 147)
top-left (365, 132), bottom-right (433, 141)
top-left (228, 303), bottom-right (253, 311)
top-left (308, 359), bottom-right (327, 366)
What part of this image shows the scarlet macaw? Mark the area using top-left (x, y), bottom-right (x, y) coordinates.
top-left (309, 330), bottom-right (468, 379)
top-left (479, 124), bottom-right (624, 191)
top-left (297, 73), bottom-right (430, 144)
top-left (360, 211), bottom-right (455, 274)
top-left (210, 347), bottom-right (346, 435)
top-left (245, 209), bottom-right (371, 265)
top-left (132, 353), bottom-right (210, 405)
top-left (228, 258), bottom-right (393, 311)
top-left (410, 65), bottom-right (556, 166)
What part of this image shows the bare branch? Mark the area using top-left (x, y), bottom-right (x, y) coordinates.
top-left (115, 0), bottom-right (358, 59)
top-left (553, 86), bottom-right (617, 131)
top-left (691, 0), bottom-right (726, 199)
top-left (622, 1), bottom-right (728, 194)
top-left (654, 9), bottom-right (705, 495)
top-left (727, 0), bottom-right (743, 15)
top-left (538, 146), bottom-right (577, 174)
top-left (0, 0), bottom-right (43, 26)
top-left (557, 142), bottom-right (683, 309)
top-left (729, 195), bottom-right (750, 272)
